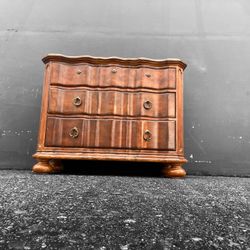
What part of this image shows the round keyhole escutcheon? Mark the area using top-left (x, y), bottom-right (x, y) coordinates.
top-left (69, 127), bottom-right (79, 138)
top-left (143, 130), bottom-right (152, 142)
top-left (73, 96), bottom-right (82, 107)
top-left (143, 100), bottom-right (152, 110)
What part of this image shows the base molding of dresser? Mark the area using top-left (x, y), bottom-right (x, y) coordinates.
top-left (33, 151), bottom-right (187, 176)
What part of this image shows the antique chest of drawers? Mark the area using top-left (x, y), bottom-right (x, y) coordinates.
top-left (33, 54), bottom-right (187, 177)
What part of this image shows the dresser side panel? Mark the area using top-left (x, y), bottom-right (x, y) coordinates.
top-left (36, 63), bottom-right (51, 150)
top-left (176, 67), bottom-right (185, 156)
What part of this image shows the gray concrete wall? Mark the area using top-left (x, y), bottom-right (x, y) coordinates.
top-left (0, 0), bottom-right (250, 176)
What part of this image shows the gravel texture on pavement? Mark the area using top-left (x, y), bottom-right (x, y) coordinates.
top-left (0, 170), bottom-right (249, 249)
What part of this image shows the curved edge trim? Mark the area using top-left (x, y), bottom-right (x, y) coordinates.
top-left (42, 54), bottom-right (187, 69)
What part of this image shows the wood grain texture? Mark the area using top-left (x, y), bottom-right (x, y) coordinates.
top-left (50, 63), bottom-right (176, 89)
top-left (48, 87), bottom-right (176, 118)
top-left (33, 54), bottom-right (187, 177)
top-left (33, 151), bottom-right (187, 163)
top-left (45, 117), bottom-right (176, 150)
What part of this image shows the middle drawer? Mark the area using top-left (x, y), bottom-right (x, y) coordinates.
top-left (48, 87), bottom-right (176, 118)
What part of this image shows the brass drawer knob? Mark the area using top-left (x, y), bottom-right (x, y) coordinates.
top-left (76, 70), bottom-right (82, 75)
top-left (145, 73), bottom-right (151, 78)
top-left (73, 96), bottom-right (82, 107)
top-left (111, 68), bottom-right (117, 73)
top-left (69, 127), bottom-right (79, 138)
top-left (143, 130), bottom-right (152, 142)
top-left (143, 100), bottom-right (152, 110)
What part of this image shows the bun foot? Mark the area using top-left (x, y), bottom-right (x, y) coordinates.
top-left (162, 164), bottom-right (186, 178)
top-left (32, 159), bottom-right (63, 174)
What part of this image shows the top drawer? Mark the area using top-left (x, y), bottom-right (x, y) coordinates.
top-left (50, 63), bottom-right (176, 89)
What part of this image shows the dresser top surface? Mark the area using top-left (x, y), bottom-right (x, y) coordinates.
top-left (42, 54), bottom-right (187, 69)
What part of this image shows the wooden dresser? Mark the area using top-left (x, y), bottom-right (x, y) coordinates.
top-left (33, 54), bottom-right (187, 177)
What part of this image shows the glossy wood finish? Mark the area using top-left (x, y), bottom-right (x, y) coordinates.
top-left (48, 87), bottom-right (176, 117)
top-left (33, 54), bottom-right (187, 177)
top-left (50, 63), bottom-right (177, 89)
top-left (45, 117), bottom-right (176, 150)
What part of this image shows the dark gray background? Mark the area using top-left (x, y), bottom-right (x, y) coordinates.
top-left (0, 0), bottom-right (249, 176)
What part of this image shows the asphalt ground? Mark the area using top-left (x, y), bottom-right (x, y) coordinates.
top-left (0, 168), bottom-right (249, 249)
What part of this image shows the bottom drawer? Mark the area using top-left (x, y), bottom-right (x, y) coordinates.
top-left (45, 117), bottom-right (176, 150)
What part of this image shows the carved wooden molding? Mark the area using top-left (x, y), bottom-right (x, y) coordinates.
top-left (42, 54), bottom-right (187, 69)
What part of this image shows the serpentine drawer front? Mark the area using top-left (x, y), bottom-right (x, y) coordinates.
top-left (45, 117), bottom-right (176, 150)
top-left (48, 87), bottom-right (176, 118)
top-left (50, 63), bottom-right (176, 89)
top-left (33, 54), bottom-right (187, 178)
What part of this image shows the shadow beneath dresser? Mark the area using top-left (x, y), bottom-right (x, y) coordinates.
top-left (62, 160), bottom-right (164, 177)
